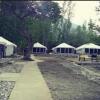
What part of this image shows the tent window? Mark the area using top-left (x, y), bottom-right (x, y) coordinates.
top-left (65, 48), bottom-right (68, 53)
top-left (37, 48), bottom-right (39, 52)
top-left (40, 48), bottom-right (43, 52)
top-left (69, 48), bottom-right (72, 53)
top-left (85, 48), bottom-right (89, 53)
top-left (98, 49), bottom-right (100, 54)
top-left (57, 48), bottom-right (60, 53)
top-left (61, 48), bottom-right (65, 53)
top-left (94, 49), bottom-right (97, 53)
top-left (90, 49), bottom-right (93, 54)
top-left (33, 48), bottom-right (36, 52)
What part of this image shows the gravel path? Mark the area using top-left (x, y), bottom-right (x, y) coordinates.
top-left (0, 81), bottom-right (15, 100)
top-left (37, 57), bottom-right (100, 100)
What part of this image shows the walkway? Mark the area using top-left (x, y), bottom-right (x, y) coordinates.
top-left (3, 60), bottom-right (52, 100)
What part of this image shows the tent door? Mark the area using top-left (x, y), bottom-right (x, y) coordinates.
top-left (0, 44), bottom-right (5, 58)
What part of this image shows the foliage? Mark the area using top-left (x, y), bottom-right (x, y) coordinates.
top-left (0, 1), bottom-right (61, 55)
top-left (0, 1), bottom-right (100, 55)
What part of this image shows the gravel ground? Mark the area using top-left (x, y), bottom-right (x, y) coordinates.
top-left (37, 56), bottom-right (100, 100)
top-left (81, 65), bottom-right (100, 74)
top-left (0, 63), bottom-right (24, 74)
top-left (0, 81), bottom-right (15, 100)
top-left (0, 56), bottom-right (24, 74)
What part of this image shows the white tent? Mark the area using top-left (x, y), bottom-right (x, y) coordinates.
top-left (76, 43), bottom-right (100, 55)
top-left (52, 43), bottom-right (75, 54)
top-left (33, 42), bottom-right (47, 53)
top-left (0, 36), bottom-right (17, 56)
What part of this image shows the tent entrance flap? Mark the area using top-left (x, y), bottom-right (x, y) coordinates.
top-left (0, 44), bottom-right (5, 58)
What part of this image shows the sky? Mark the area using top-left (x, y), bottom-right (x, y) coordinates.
top-left (56, 1), bottom-right (99, 25)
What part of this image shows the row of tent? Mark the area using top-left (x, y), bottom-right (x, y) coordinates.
top-left (0, 36), bottom-right (100, 58)
top-left (33, 42), bottom-right (100, 55)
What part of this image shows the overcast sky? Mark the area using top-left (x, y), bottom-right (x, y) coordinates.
top-left (56, 1), bottom-right (99, 25)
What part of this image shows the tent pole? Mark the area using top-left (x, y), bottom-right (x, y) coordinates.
top-left (60, 48), bottom-right (61, 54)
top-left (68, 48), bottom-right (69, 56)
top-left (36, 48), bottom-right (37, 53)
top-left (55, 49), bottom-right (56, 53)
top-left (89, 49), bottom-right (90, 55)
top-left (64, 48), bottom-right (66, 54)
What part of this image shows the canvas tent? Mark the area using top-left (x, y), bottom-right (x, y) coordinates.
top-left (76, 43), bottom-right (100, 55)
top-left (52, 43), bottom-right (76, 54)
top-left (0, 37), bottom-right (17, 57)
top-left (33, 42), bottom-right (47, 53)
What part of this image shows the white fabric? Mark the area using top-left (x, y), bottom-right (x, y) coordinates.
top-left (33, 42), bottom-right (47, 49)
top-left (5, 45), bottom-right (14, 56)
top-left (0, 41), bottom-right (6, 45)
top-left (53, 43), bottom-right (75, 49)
top-left (76, 43), bottom-right (100, 50)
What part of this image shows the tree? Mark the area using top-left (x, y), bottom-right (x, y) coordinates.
top-left (56, 1), bottom-right (75, 42)
top-left (95, 2), bottom-right (100, 32)
top-left (96, 1), bottom-right (100, 21)
top-left (0, 1), bottom-right (61, 60)
top-left (88, 19), bottom-right (96, 31)
top-left (71, 24), bottom-right (90, 47)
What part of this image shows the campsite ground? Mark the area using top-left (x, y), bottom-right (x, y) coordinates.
top-left (0, 55), bottom-right (100, 100)
top-left (36, 55), bottom-right (100, 100)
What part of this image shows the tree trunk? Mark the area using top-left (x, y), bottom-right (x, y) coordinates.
top-left (18, 18), bottom-right (33, 61)
top-left (23, 35), bottom-right (33, 61)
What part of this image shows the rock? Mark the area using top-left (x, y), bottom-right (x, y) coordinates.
top-left (0, 81), bottom-right (15, 100)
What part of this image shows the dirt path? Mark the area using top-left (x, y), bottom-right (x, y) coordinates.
top-left (37, 56), bottom-right (100, 100)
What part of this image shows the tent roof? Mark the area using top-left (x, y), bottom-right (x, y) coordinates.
top-left (0, 37), bottom-right (17, 47)
top-left (53, 43), bottom-right (75, 49)
top-left (33, 42), bottom-right (47, 49)
top-left (0, 41), bottom-right (6, 45)
top-left (76, 43), bottom-right (100, 50)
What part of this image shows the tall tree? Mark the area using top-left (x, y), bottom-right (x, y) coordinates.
top-left (57, 1), bottom-right (75, 42)
top-left (0, 1), bottom-right (61, 60)
top-left (88, 19), bottom-right (95, 31)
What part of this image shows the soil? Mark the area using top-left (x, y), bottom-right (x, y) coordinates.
top-left (37, 56), bottom-right (100, 100)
